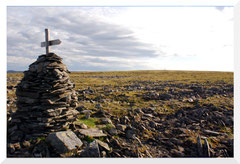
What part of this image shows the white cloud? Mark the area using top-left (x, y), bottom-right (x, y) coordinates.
top-left (7, 56), bottom-right (34, 66)
top-left (7, 7), bottom-right (233, 71)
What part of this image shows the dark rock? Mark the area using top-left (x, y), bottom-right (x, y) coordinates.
top-left (159, 93), bottom-right (172, 100)
top-left (7, 85), bottom-right (14, 89)
top-left (126, 129), bottom-right (136, 139)
top-left (108, 128), bottom-right (118, 135)
top-left (170, 149), bottom-right (185, 157)
top-left (32, 141), bottom-right (50, 157)
top-left (80, 140), bottom-right (100, 157)
top-left (149, 121), bottom-right (158, 128)
top-left (203, 139), bottom-right (211, 157)
top-left (10, 130), bottom-right (24, 142)
top-left (116, 124), bottom-right (127, 131)
top-left (95, 104), bottom-right (102, 109)
top-left (110, 138), bottom-right (121, 149)
top-left (120, 116), bottom-right (130, 124)
top-left (91, 109), bottom-right (110, 117)
top-left (8, 125), bottom-right (18, 134)
top-left (197, 136), bottom-right (203, 156)
top-left (76, 105), bottom-right (85, 112)
top-left (142, 108), bottom-right (155, 113)
top-left (11, 53), bottom-right (79, 142)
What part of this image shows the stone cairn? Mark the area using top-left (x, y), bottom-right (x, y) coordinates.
top-left (9, 53), bottom-right (79, 142)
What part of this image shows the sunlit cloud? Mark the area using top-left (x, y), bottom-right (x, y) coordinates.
top-left (7, 7), bottom-right (233, 71)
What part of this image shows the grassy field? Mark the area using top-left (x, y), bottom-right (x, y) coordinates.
top-left (71, 70), bottom-right (233, 115)
top-left (70, 70), bottom-right (233, 88)
top-left (7, 70), bottom-right (233, 115)
top-left (7, 70), bottom-right (234, 157)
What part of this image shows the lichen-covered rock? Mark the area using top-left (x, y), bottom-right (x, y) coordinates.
top-left (46, 131), bottom-right (83, 154)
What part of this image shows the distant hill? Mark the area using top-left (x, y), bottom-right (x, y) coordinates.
top-left (7, 70), bottom-right (23, 73)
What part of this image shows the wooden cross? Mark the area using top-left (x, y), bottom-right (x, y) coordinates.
top-left (41, 29), bottom-right (61, 54)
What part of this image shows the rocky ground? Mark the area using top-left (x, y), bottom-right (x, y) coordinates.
top-left (7, 70), bottom-right (233, 158)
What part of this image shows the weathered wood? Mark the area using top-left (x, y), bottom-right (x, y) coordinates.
top-left (41, 28), bottom-right (61, 54)
top-left (41, 39), bottom-right (61, 47)
top-left (45, 29), bottom-right (49, 54)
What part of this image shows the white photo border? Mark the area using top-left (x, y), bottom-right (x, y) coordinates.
top-left (1, 0), bottom-right (239, 164)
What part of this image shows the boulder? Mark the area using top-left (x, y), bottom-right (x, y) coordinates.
top-left (80, 140), bottom-right (100, 157)
top-left (46, 131), bottom-right (83, 154)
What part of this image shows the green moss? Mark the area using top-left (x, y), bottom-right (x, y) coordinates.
top-left (83, 136), bottom-right (95, 143)
top-left (100, 123), bottom-right (115, 131)
top-left (37, 136), bottom-right (46, 141)
top-left (76, 117), bottom-right (98, 128)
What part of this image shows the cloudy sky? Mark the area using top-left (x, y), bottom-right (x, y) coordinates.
top-left (7, 7), bottom-right (233, 71)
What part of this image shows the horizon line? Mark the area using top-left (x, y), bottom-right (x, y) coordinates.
top-left (7, 69), bottom-right (234, 73)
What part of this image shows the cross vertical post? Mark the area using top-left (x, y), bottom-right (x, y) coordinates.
top-left (45, 28), bottom-right (49, 54)
top-left (41, 28), bottom-right (61, 53)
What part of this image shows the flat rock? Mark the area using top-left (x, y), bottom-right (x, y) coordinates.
top-left (143, 113), bottom-right (154, 118)
top-left (80, 110), bottom-right (92, 114)
top-left (79, 128), bottom-right (107, 137)
top-left (46, 131), bottom-right (83, 154)
top-left (100, 118), bottom-right (113, 124)
top-left (74, 122), bottom-right (88, 129)
top-left (96, 139), bottom-right (111, 151)
top-left (203, 130), bottom-right (221, 136)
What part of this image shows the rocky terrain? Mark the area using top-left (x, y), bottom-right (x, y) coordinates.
top-left (7, 68), bottom-right (233, 158)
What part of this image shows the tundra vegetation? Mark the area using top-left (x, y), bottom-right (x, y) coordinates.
top-left (7, 70), bottom-right (233, 157)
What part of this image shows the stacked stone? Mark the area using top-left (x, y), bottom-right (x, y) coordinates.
top-left (10, 53), bottom-right (79, 140)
